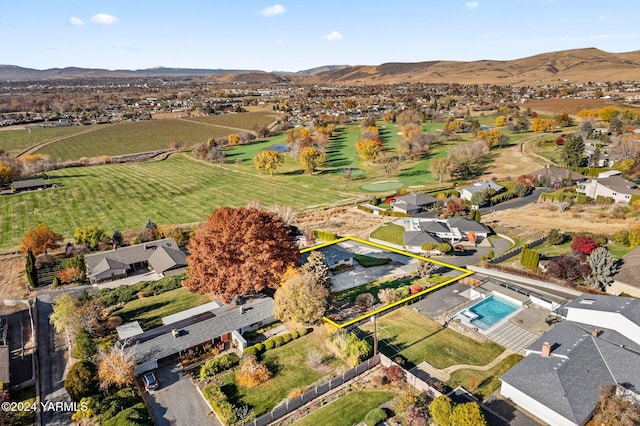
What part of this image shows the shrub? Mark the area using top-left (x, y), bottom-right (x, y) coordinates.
top-left (486, 250), bottom-right (494, 260)
top-left (385, 365), bottom-right (406, 383)
top-left (254, 342), bottom-right (265, 353)
top-left (364, 407), bottom-right (388, 426)
top-left (547, 229), bottom-right (568, 245)
top-left (371, 373), bottom-right (387, 387)
top-left (421, 242), bottom-right (437, 251)
top-left (358, 205), bottom-right (373, 213)
top-left (243, 346), bottom-right (258, 357)
top-left (64, 360), bottom-right (99, 401)
top-left (571, 235), bottom-right (599, 255)
top-left (71, 328), bottom-right (97, 360)
top-left (410, 284), bottom-right (422, 294)
top-left (290, 330), bottom-right (299, 340)
top-left (312, 230), bottom-right (338, 241)
top-left (203, 384), bottom-right (237, 424)
top-left (264, 339), bottom-right (275, 350)
top-left (355, 293), bottom-right (376, 311)
top-left (288, 386), bottom-right (309, 399)
top-left (378, 288), bottom-right (400, 305)
top-left (273, 335), bottom-right (284, 347)
top-left (327, 330), bottom-right (371, 367)
top-left (281, 333), bottom-right (292, 344)
top-left (297, 327), bottom-right (309, 337)
top-left (51, 276), bottom-right (61, 289)
top-left (396, 286), bottom-right (410, 298)
top-left (200, 353), bottom-right (240, 378)
top-left (436, 242), bottom-right (452, 254)
top-left (236, 355), bottom-right (271, 387)
top-left (611, 230), bottom-right (630, 247)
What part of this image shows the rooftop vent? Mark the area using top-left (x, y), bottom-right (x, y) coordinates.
top-left (172, 329), bottom-right (179, 338)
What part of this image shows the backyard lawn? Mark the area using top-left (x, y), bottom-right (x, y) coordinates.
top-left (292, 390), bottom-right (393, 426)
top-left (220, 328), bottom-right (347, 416)
top-left (109, 287), bottom-right (212, 329)
top-left (446, 354), bottom-right (523, 400)
top-left (369, 223), bottom-right (405, 246)
top-left (358, 308), bottom-right (504, 369)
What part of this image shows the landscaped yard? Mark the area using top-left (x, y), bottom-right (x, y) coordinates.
top-left (354, 253), bottom-right (392, 267)
top-left (358, 308), bottom-right (504, 369)
top-left (333, 276), bottom-right (416, 303)
top-left (218, 327), bottom-right (347, 416)
top-left (292, 390), bottom-right (393, 426)
top-left (370, 223), bottom-right (405, 246)
top-left (446, 354), bottom-right (523, 400)
top-left (110, 287), bottom-right (212, 329)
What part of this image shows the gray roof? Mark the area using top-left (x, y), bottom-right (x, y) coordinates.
top-left (614, 246), bottom-right (640, 288)
top-left (85, 238), bottom-right (181, 273)
top-left (501, 321), bottom-right (640, 425)
top-left (394, 194), bottom-right (438, 207)
top-left (91, 257), bottom-right (128, 277)
top-left (564, 294), bottom-right (640, 326)
top-left (129, 296), bottom-right (274, 365)
top-left (420, 221), bottom-right (450, 234)
top-left (531, 166), bottom-right (586, 182)
top-left (148, 246), bottom-right (187, 273)
top-left (403, 231), bottom-right (442, 247)
top-left (302, 244), bottom-right (354, 267)
top-left (461, 180), bottom-right (504, 194)
top-left (448, 217), bottom-right (491, 233)
top-left (594, 175), bottom-right (640, 195)
top-left (12, 178), bottom-right (47, 190)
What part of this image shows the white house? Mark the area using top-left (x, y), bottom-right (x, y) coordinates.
top-left (500, 295), bottom-right (640, 426)
top-left (459, 180), bottom-right (505, 201)
top-left (576, 170), bottom-right (640, 203)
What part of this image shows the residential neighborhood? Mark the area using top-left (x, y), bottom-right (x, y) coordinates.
top-left (2, 3), bottom-right (640, 425)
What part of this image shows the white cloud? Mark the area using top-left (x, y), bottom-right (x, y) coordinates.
top-left (90, 13), bottom-right (118, 24)
top-left (259, 4), bottom-right (286, 17)
top-left (466, 1), bottom-right (479, 9)
top-left (69, 17), bottom-right (84, 26)
top-left (589, 34), bottom-right (611, 40)
top-left (323, 31), bottom-right (344, 41)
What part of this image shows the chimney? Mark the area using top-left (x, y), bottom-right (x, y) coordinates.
top-left (541, 342), bottom-right (551, 358)
top-left (172, 329), bottom-right (179, 338)
top-left (592, 329), bottom-right (599, 337)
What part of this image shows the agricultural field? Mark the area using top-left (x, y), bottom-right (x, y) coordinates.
top-left (27, 111), bottom-right (278, 161)
top-left (0, 125), bottom-right (95, 155)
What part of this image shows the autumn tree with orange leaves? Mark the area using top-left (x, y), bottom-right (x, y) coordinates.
top-left (21, 223), bottom-right (63, 255)
top-left (183, 207), bottom-right (298, 303)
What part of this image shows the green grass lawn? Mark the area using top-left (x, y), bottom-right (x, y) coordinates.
top-left (0, 154), bottom-right (360, 248)
top-left (369, 223), bottom-right (405, 246)
top-left (292, 390), bottom-right (393, 426)
top-left (358, 308), bottom-right (504, 369)
top-left (220, 329), bottom-right (346, 416)
top-left (0, 125), bottom-right (95, 155)
top-left (354, 254), bottom-right (392, 267)
top-left (333, 276), bottom-right (415, 303)
top-left (446, 354), bottom-right (523, 400)
top-left (107, 287), bottom-right (211, 329)
top-left (185, 111), bottom-right (278, 129)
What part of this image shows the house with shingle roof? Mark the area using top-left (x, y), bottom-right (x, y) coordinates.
top-left (500, 295), bottom-right (640, 426)
top-left (577, 170), bottom-right (640, 203)
top-left (403, 217), bottom-right (491, 252)
top-left (530, 166), bottom-right (586, 187)
top-left (612, 246), bottom-right (640, 297)
top-left (85, 238), bottom-right (187, 284)
top-left (459, 180), bottom-right (505, 201)
top-left (390, 193), bottom-right (438, 215)
top-left (127, 296), bottom-right (274, 374)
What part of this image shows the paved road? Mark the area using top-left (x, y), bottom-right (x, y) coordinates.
top-left (143, 360), bottom-right (220, 426)
top-left (481, 187), bottom-right (553, 214)
top-left (35, 297), bottom-right (73, 426)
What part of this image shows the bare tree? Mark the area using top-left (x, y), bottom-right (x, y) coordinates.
top-left (97, 341), bottom-right (136, 391)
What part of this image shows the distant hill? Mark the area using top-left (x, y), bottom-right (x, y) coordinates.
top-left (301, 48), bottom-right (640, 85)
top-left (2, 48), bottom-right (640, 84)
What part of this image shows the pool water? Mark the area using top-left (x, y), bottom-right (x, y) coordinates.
top-left (468, 295), bottom-right (519, 330)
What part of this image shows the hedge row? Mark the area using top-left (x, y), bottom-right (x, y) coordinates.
top-left (94, 273), bottom-right (185, 306)
top-left (203, 384), bottom-right (237, 425)
top-left (242, 327), bottom-right (310, 357)
top-left (490, 191), bottom-right (517, 204)
top-left (312, 230), bottom-right (338, 241)
top-left (520, 245), bottom-right (539, 270)
top-left (199, 353), bottom-right (240, 379)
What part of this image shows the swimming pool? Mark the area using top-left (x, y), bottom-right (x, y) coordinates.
top-left (467, 295), bottom-right (520, 330)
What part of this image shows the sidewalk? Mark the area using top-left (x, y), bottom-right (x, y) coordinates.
top-left (416, 348), bottom-right (515, 382)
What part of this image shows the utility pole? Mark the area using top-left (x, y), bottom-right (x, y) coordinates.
top-left (371, 315), bottom-right (378, 355)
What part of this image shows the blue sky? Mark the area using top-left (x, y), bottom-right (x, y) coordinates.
top-left (1, 1), bottom-right (638, 72)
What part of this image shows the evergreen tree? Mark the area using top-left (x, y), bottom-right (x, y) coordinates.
top-left (25, 250), bottom-right (38, 287)
top-left (561, 134), bottom-right (585, 168)
top-left (587, 247), bottom-right (619, 291)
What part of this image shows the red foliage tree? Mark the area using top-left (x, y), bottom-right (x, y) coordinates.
top-left (183, 207), bottom-right (299, 303)
top-left (21, 223), bottom-right (63, 255)
top-left (571, 235), bottom-right (598, 255)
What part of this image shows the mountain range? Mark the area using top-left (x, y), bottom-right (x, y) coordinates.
top-left (1, 48), bottom-right (639, 85)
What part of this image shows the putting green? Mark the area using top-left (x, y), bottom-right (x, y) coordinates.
top-left (359, 181), bottom-right (404, 192)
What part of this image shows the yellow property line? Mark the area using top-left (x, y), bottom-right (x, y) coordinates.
top-left (303, 236), bottom-right (473, 328)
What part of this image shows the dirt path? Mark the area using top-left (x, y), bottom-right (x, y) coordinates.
top-left (0, 254), bottom-right (34, 299)
top-left (17, 123), bottom-right (117, 157)
top-left (485, 134), bottom-right (549, 178)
